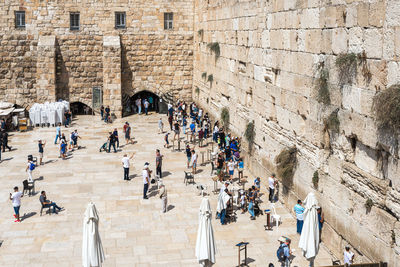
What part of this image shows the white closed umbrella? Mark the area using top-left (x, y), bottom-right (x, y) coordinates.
top-left (82, 203), bottom-right (105, 267)
top-left (195, 198), bottom-right (216, 266)
top-left (298, 192), bottom-right (320, 265)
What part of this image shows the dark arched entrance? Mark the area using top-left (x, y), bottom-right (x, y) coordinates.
top-left (128, 91), bottom-right (160, 115)
top-left (70, 102), bottom-right (93, 115)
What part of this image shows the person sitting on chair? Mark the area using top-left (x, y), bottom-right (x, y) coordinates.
top-left (39, 191), bottom-right (63, 214)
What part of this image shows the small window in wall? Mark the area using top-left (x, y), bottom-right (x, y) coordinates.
top-left (115, 12), bottom-right (126, 29)
top-left (164, 12), bottom-right (173, 30)
top-left (15, 11), bottom-right (25, 28)
top-left (70, 12), bottom-right (80, 30)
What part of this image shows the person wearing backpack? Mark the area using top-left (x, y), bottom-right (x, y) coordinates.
top-left (26, 158), bottom-right (35, 183)
top-left (108, 131), bottom-right (117, 153)
top-left (277, 237), bottom-right (291, 267)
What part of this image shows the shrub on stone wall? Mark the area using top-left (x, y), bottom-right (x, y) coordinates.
top-left (315, 61), bottom-right (330, 105)
top-left (335, 52), bottom-right (357, 86)
top-left (312, 170), bottom-right (319, 189)
top-left (372, 84), bottom-right (400, 133)
top-left (324, 109), bottom-right (340, 133)
top-left (195, 86), bottom-right (200, 96)
top-left (275, 146), bottom-right (297, 189)
top-left (365, 198), bottom-right (373, 213)
top-left (221, 107), bottom-right (229, 128)
top-left (207, 42), bottom-right (220, 62)
top-left (201, 72), bottom-right (207, 80)
top-left (207, 74), bottom-right (214, 87)
top-left (244, 121), bottom-right (255, 150)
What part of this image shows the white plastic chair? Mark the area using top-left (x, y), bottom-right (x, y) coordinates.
top-left (271, 203), bottom-right (281, 228)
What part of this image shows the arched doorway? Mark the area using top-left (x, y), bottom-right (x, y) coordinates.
top-left (70, 102), bottom-right (93, 115)
top-left (128, 91), bottom-right (161, 115)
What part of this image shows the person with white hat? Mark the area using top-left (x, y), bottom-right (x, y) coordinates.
top-left (142, 163), bottom-right (150, 199)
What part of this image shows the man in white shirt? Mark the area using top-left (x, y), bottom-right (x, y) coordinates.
top-left (143, 164), bottom-right (150, 199)
top-left (268, 173), bottom-right (277, 202)
top-left (10, 186), bottom-right (23, 222)
top-left (26, 159), bottom-right (35, 183)
top-left (344, 246), bottom-right (354, 265)
top-left (122, 153), bottom-right (134, 181)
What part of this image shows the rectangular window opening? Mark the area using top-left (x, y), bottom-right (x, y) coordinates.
top-left (70, 12), bottom-right (80, 30)
top-left (15, 11), bottom-right (25, 28)
top-left (164, 12), bottom-right (173, 30)
top-left (115, 12), bottom-right (126, 29)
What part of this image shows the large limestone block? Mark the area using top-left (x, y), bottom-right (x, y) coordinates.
top-left (348, 27), bottom-right (363, 53)
top-left (387, 61), bottom-right (400, 87)
top-left (305, 29), bottom-right (321, 54)
top-left (386, 0), bottom-right (400, 27)
top-left (354, 142), bottom-right (382, 178)
top-left (300, 8), bottom-right (320, 29)
top-left (365, 28), bottom-right (383, 58)
top-left (332, 28), bottom-right (348, 54)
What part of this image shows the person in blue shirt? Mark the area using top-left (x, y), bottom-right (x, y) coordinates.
top-left (238, 158), bottom-right (244, 179)
top-left (38, 140), bottom-right (46, 165)
top-left (294, 200), bottom-right (305, 234)
top-left (189, 121), bottom-right (196, 142)
top-left (54, 123), bottom-right (61, 144)
top-left (182, 116), bottom-right (187, 134)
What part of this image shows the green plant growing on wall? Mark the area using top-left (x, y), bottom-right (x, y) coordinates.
top-left (244, 121), bottom-right (255, 150)
top-left (220, 107), bottom-right (230, 129)
top-left (207, 74), bottom-right (214, 87)
top-left (275, 146), bottom-right (297, 190)
top-left (324, 109), bottom-right (340, 133)
top-left (391, 230), bottom-right (396, 246)
top-left (315, 61), bottom-right (330, 105)
top-left (372, 84), bottom-right (400, 133)
top-left (195, 86), bottom-right (200, 97)
top-left (335, 52), bottom-right (357, 86)
top-left (207, 42), bottom-right (220, 62)
top-left (197, 29), bottom-right (204, 41)
top-left (312, 171), bottom-right (319, 189)
top-left (201, 72), bottom-right (207, 80)
top-left (365, 198), bottom-right (373, 213)
top-left (357, 51), bottom-right (372, 84)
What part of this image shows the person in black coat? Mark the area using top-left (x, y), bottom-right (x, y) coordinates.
top-left (1, 130), bottom-right (11, 152)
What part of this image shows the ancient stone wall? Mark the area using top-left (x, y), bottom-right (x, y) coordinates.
top-left (0, 0), bottom-right (194, 115)
top-left (0, 34), bottom-right (37, 106)
top-left (193, 0), bottom-right (400, 264)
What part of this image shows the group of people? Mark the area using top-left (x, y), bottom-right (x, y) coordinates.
top-left (134, 97), bottom-right (152, 115)
top-left (54, 124), bottom-right (81, 159)
top-left (100, 105), bottom-right (112, 123)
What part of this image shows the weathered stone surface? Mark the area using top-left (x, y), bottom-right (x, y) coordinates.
top-left (193, 0), bottom-right (400, 265)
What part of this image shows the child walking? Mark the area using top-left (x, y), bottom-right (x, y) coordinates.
top-left (164, 133), bottom-right (170, 148)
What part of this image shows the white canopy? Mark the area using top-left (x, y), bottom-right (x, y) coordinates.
top-left (29, 100), bottom-right (69, 126)
top-left (82, 203), bottom-right (105, 267)
top-left (195, 198), bottom-right (216, 266)
top-left (298, 192), bottom-right (320, 260)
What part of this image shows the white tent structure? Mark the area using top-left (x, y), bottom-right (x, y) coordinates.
top-left (82, 203), bottom-right (105, 267)
top-left (195, 198), bottom-right (216, 266)
top-left (29, 100), bottom-right (69, 126)
top-left (298, 192), bottom-right (320, 265)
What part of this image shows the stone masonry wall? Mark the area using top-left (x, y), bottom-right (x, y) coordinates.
top-left (0, 34), bottom-right (37, 107)
top-left (193, 0), bottom-right (400, 264)
top-left (0, 0), bottom-right (194, 115)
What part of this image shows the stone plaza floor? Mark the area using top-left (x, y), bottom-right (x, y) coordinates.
top-left (0, 113), bottom-right (334, 266)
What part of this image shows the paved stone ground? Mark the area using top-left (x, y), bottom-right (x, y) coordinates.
top-left (0, 114), bottom-right (334, 267)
